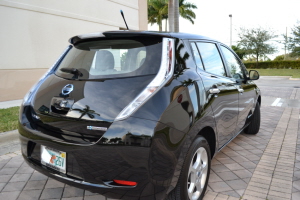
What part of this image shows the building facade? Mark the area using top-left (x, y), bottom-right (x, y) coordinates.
top-left (0, 0), bottom-right (147, 101)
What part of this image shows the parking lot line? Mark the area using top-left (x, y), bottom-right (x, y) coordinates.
top-left (271, 98), bottom-right (281, 106)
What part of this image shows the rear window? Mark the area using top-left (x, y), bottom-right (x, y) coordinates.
top-left (55, 37), bottom-right (163, 80)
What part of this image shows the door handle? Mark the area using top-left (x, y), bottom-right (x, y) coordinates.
top-left (209, 88), bottom-right (220, 94)
top-left (238, 89), bottom-right (244, 93)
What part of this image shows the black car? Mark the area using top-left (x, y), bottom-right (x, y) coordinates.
top-left (18, 31), bottom-right (261, 200)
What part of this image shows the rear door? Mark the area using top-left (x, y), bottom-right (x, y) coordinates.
top-left (191, 41), bottom-right (239, 148)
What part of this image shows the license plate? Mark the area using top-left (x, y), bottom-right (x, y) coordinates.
top-left (41, 145), bottom-right (66, 173)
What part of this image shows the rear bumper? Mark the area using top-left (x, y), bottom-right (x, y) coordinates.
top-left (18, 116), bottom-right (185, 200)
top-left (20, 137), bottom-right (151, 199)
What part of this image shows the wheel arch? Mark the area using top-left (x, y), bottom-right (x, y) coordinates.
top-left (197, 126), bottom-right (216, 159)
top-left (257, 95), bottom-right (261, 106)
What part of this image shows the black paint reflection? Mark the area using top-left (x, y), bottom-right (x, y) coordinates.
top-left (180, 78), bottom-right (194, 87)
top-left (173, 39), bottom-right (191, 79)
top-left (176, 39), bottom-right (190, 66)
top-left (98, 117), bottom-right (154, 147)
top-left (200, 73), bottom-right (239, 148)
top-left (72, 105), bottom-right (100, 119)
top-left (38, 105), bottom-right (50, 114)
top-left (25, 74), bottom-right (158, 145)
top-left (33, 74), bottom-right (156, 122)
top-left (131, 38), bottom-right (199, 123)
top-left (123, 132), bottom-right (151, 146)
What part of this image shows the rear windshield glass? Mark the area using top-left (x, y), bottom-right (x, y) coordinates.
top-left (55, 37), bottom-right (163, 80)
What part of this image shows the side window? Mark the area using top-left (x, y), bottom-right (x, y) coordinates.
top-left (220, 46), bottom-right (245, 80)
top-left (196, 42), bottom-right (226, 77)
top-left (190, 42), bottom-right (204, 70)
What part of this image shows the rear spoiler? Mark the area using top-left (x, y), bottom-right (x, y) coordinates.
top-left (69, 31), bottom-right (172, 45)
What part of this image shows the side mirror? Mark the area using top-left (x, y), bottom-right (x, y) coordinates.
top-left (249, 70), bottom-right (259, 80)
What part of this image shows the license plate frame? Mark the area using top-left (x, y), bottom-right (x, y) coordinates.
top-left (41, 145), bottom-right (66, 173)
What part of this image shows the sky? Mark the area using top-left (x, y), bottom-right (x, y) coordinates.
top-left (148, 0), bottom-right (300, 59)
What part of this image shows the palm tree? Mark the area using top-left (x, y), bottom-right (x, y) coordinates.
top-left (179, 0), bottom-right (197, 24)
top-left (72, 105), bottom-right (100, 119)
top-left (168, 0), bottom-right (174, 32)
top-left (173, 0), bottom-right (179, 32)
top-left (170, 0), bottom-right (197, 32)
top-left (148, 0), bottom-right (168, 31)
top-left (149, 0), bottom-right (197, 32)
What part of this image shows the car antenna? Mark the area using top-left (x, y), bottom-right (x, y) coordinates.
top-left (120, 10), bottom-right (129, 30)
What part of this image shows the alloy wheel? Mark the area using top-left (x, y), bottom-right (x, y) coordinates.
top-left (187, 147), bottom-right (208, 200)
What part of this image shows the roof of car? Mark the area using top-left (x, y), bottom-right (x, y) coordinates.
top-left (69, 30), bottom-right (219, 45)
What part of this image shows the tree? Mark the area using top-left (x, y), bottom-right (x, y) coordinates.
top-left (169, 0), bottom-right (197, 32)
top-left (179, 0), bottom-right (197, 24)
top-left (273, 55), bottom-right (284, 61)
top-left (289, 22), bottom-right (300, 57)
top-left (237, 27), bottom-right (277, 66)
top-left (148, 0), bottom-right (197, 32)
top-left (273, 53), bottom-right (298, 61)
top-left (231, 45), bottom-right (246, 60)
top-left (173, 0), bottom-right (179, 32)
top-left (168, 0), bottom-right (174, 31)
top-left (276, 29), bottom-right (293, 60)
top-left (148, 0), bottom-right (168, 31)
top-left (280, 33), bottom-right (291, 60)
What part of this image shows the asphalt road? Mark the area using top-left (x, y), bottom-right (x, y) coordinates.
top-left (0, 76), bottom-right (299, 156)
top-left (255, 76), bottom-right (300, 109)
top-left (255, 76), bottom-right (300, 87)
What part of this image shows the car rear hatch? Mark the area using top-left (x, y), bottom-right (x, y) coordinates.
top-left (28, 35), bottom-right (167, 144)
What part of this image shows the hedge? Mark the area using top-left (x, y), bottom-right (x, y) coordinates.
top-left (244, 61), bottom-right (300, 69)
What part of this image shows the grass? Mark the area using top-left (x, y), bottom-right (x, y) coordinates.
top-left (0, 106), bottom-right (20, 133)
top-left (251, 69), bottom-right (300, 78)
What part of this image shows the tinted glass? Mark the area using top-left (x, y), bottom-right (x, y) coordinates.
top-left (196, 42), bottom-right (226, 77)
top-left (190, 42), bottom-right (204, 70)
top-left (55, 38), bottom-right (162, 80)
top-left (220, 46), bottom-right (244, 80)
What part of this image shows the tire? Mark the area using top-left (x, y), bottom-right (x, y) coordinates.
top-left (244, 102), bottom-right (261, 135)
top-left (167, 136), bottom-right (211, 200)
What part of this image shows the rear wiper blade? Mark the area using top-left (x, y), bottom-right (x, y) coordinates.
top-left (60, 68), bottom-right (83, 79)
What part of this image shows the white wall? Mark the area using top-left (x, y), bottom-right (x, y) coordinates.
top-left (0, 0), bottom-right (147, 101)
top-left (0, 0), bottom-right (141, 70)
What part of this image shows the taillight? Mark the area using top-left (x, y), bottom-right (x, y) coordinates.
top-left (115, 38), bottom-right (175, 121)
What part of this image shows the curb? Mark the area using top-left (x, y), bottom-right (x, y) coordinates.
top-left (259, 76), bottom-right (300, 80)
top-left (0, 129), bottom-right (18, 136)
top-left (0, 129), bottom-right (19, 145)
top-left (0, 129), bottom-right (20, 156)
top-left (290, 77), bottom-right (300, 80)
top-left (259, 76), bottom-right (292, 77)
top-left (0, 99), bottom-right (22, 109)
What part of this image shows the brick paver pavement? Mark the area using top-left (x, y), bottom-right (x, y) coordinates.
top-left (206, 106), bottom-right (285, 199)
top-left (243, 108), bottom-right (299, 200)
top-left (0, 107), bottom-right (299, 199)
